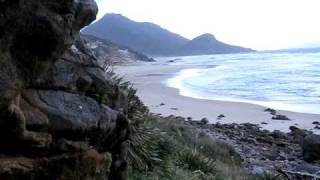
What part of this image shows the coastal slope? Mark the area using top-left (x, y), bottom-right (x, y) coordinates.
top-left (82, 34), bottom-right (155, 65)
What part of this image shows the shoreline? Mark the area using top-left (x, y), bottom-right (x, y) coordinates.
top-left (115, 63), bottom-right (320, 134)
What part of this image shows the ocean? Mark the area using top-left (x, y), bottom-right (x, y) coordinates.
top-left (157, 52), bottom-right (320, 114)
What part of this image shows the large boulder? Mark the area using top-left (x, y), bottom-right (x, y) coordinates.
top-left (302, 134), bottom-right (320, 162)
top-left (22, 90), bottom-right (118, 130)
top-left (0, 0), bottom-right (97, 86)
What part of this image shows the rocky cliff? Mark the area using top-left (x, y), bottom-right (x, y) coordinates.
top-left (0, 1), bottom-right (129, 179)
top-left (82, 35), bottom-right (154, 66)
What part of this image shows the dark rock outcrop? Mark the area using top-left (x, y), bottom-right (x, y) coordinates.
top-left (302, 134), bottom-right (320, 162)
top-left (0, 0), bottom-right (129, 179)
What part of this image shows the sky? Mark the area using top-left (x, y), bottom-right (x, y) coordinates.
top-left (95, 0), bottom-right (320, 50)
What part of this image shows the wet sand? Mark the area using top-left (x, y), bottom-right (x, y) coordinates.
top-left (115, 64), bottom-right (320, 133)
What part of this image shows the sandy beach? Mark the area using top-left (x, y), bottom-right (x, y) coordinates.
top-left (115, 63), bottom-right (320, 134)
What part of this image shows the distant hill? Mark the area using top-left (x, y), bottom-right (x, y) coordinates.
top-left (83, 13), bottom-right (254, 56)
top-left (83, 13), bottom-right (188, 56)
top-left (82, 34), bottom-right (154, 66)
top-left (264, 47), bottom-right (320, 53)
top-left (176, 33), bottom-right (254, 56)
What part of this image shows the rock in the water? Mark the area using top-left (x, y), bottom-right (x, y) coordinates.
top-left (302, 134), bottom-right (320, 162)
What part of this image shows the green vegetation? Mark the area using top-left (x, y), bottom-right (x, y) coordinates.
top-left (127, 114), bottom-right (241, 180)
top-left (86, 83), bottom-right (110, 105)
top-left (112, 74), bottom-right (286, 180)
top-left (127, 114), bottom-right (289, 180)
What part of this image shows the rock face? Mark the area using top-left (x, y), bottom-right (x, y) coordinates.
top-left (0, 1), bottom-right (129, 179)
top-left (82, 35), bottom-right (154, 66)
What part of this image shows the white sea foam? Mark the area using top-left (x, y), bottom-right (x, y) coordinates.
top-left (162, 52), bottom-right (320, 114)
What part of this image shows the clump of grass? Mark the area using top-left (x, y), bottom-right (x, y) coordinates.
top-left (126, 112), bottom-right (162, 171)
top-left (196, 134), bottom-right (242, 166)
top-left (85, 83), bottom-right (110, 105)
top-left (177, 148), bottom-right (216, 174)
